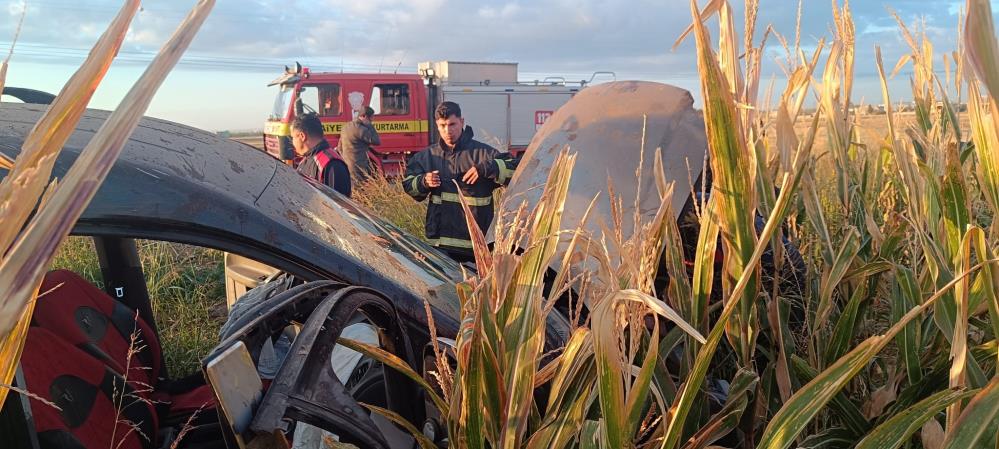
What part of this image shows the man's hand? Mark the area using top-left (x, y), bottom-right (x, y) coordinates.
top-left (462, 166), bottom-right (480, 184)
top-left (424, 170), bottom-right (441, 188)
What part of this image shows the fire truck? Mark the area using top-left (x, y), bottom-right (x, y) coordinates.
top-left (263, 61), bottom-right (614, 177)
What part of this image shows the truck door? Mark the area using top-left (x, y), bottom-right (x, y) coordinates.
top-left (298, 83), bottom-right (347, 147)
top-left (368, 81), bottom-right (427, 176)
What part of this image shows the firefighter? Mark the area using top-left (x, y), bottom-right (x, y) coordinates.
top-left (339, 106), bottom-right (381, 184)
top-left (403, 101), bottom-right (517, 263)
top-left (291, 112), bottom-right (352, 197)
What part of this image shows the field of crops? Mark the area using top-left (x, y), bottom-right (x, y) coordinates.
top-left (361, 1), bottom-right (999, 448)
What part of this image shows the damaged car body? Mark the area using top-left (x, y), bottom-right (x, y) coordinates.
top-left (0, 102), bottom-right (575, 449)
top-left (0, 79), bottom-right (803, 449)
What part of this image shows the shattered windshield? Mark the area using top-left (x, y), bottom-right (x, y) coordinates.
top-left (270, 85), bottom-right (294, 120)
top-left (310, 180), bottom-right (466, 285)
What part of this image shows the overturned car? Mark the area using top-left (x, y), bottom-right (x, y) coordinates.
top-left (0, 98), bottom-right (576, 449)
top-left (0, 81), bottom-right (802, 449)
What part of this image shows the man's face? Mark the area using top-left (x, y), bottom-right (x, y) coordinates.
top-left (436, 115), bottom-right (464, 147)
top-left (291, 128), bottom-right (308, 156)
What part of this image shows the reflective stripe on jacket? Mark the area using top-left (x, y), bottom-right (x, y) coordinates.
top-left (402, 126), bottom-right (517, 256)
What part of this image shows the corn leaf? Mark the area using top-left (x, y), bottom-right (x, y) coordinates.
top-left (758, 258), bottom-right (999, 449)
top-left (893, 266), bottom-right (924, 384)
top-left (339, 337), bottom-right (448, 415)
top-left (690, 194), bottom-right (719, 335)
top-left (855, 388), bottom-right (976, 449)
top-left (528, 329), bottom-right (596, 449)
top-left (0, 0), bottom-right (212, 411)
top-left (662, 95), bottom-right (810, 449)
top-left (965, 0), bottom-right (999, 102)
top-left (680, 369), bottom-right (757, 449)
top-left (815, 227), bottom-right (861, 330)
top-left (685, 0), bottom-right (759, 364)
top-left (967, 81), bottom-right (999, 219)
top-left (942, 376), bottom-right (999, 449)
top-left (824, 283), bottom-right (868, 367)
top-left (362, 404), bottom-right (439, 449)
top-left (0, 0), bottom-right (139, 254)
top-left (790, 355), bottom-right (869, 437)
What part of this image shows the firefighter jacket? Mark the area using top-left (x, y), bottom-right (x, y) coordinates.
top-left (296, 139), bottom-right (352, 197)
top-left (403, 126), bottom-right (517, 257)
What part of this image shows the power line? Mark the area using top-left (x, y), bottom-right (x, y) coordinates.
top-left (0, 40), bottom-right (417, 73)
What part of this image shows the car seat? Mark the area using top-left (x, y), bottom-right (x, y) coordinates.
top-left (20, 269), bottom-right (224, 449)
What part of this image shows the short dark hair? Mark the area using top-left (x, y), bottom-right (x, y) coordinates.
top-left (435, 101), bottom-right (461, 120)
top-left (291, 112), bottom-right (324, 138)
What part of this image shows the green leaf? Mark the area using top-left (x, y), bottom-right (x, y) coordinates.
top-left (797, 427), bottom-right (857, 449)
top-left (816, 228), bottom-right (861, 329)
top-left (760, 337), bottom-right (884, 449)
top-left (686, 0), bottom-right (760, 365)
top-left (661, 107), bottom-right (809, 449)
top-left (362, 403), bottom-right (440, 449)
top-left (580, 420), bottom-right (604, 449)
top-left (893, 266), bottom-right (923, 384)
top-left (939, 148), bottom-right (971, 265)
top-left (790, 355), bottom-right (869, 437)
top-left (942, 376), bottom-right (999, 449)
top-left (824, 283), bottom-right (869, 365)
top-left (528, 329), bottom-right (597, 449)
top-left (338, 337), bottom-right (448, 416)
top-left (855, 388), bottom-right (976, 449)
top-left (758, 255), bottom-right (999, 449)
top-left (625, 323), bottom-right (660, 437)
top-left (690, 196), bottom-right (720, 325)
top-left (680, 369), bottom-right (758, 449)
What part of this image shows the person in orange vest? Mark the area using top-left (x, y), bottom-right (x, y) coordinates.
top-left (291, 113), bottom-right (351, 197)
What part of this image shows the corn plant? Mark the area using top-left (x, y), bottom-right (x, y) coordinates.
top-left (354, 1), bottom-right (999, 448)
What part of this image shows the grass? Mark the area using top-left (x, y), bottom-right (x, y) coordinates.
top-left (138, 241), bottom-right (226, 379)
top-left (352, 170), bottom-right (428, 239)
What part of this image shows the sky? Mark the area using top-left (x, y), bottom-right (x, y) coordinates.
top-left (1, 0), bottom-right (995, 132)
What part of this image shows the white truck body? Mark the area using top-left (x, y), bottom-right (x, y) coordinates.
top-left (418, 61), bottom-right (606, 152)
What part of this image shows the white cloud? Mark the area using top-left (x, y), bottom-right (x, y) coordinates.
top-left (1, 0), bottom-right (990, 130)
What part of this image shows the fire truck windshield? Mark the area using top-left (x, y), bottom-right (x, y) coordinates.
top-left (270, 85), bottom-right (295, 120)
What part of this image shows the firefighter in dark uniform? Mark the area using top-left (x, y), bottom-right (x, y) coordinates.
top-left (291, 112), bottom-right (352, 197)
top-left (403, 101), bottom-right (517, 263)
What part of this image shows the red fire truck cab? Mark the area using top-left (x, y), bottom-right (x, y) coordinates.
top-left (263, 61), bottom-right (613, 177)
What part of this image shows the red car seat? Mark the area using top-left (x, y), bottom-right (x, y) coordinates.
top-left (21, 270), bottom-right (222, 449)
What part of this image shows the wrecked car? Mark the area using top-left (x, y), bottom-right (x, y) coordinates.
top-left (0, 101), bottom-right (569, 449)
top-left (0, 79), bottom-right (802, 449)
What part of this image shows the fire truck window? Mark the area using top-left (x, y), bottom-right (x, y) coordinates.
top-left (298, 86), bottom-right (320, 115)
top-left (371, 84), bottom-right (410, 116)
top-left (369, 87), bottom-right (382, 116)
top-left (318, 84), bottom-right (341, 117)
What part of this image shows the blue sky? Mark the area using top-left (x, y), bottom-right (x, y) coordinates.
top-left (1, 0), bottom-right (994, 131)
